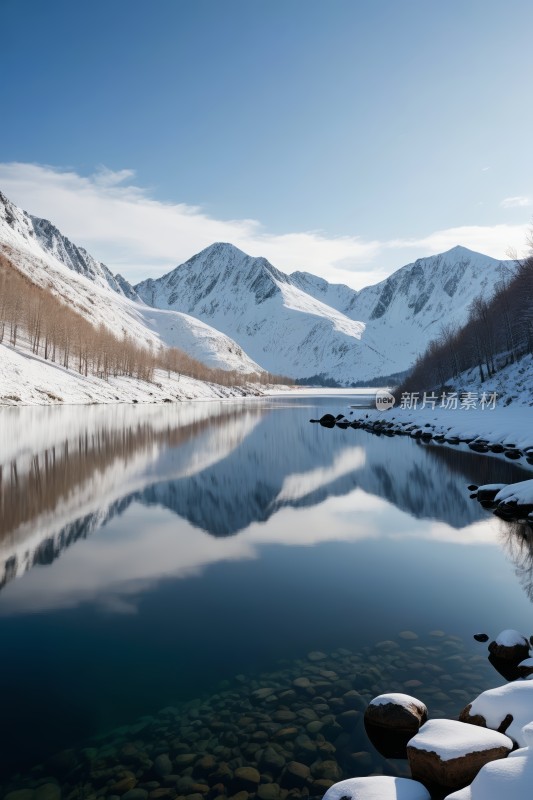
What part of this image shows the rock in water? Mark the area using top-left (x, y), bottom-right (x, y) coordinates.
top-left (459, 680), bottom-right (533, 746)
top-left (407, 719), bottom-right (512, 791)
top-left (364, 693), bottom-right (427, 759)
top-left (488, 629), bottom-right (530, 661)
top-left (322, 776), bottom-right (431, 800)
top-left (154, 754), bottom-right (173, 778)
top-left (444, 721), bottom-right (533, 799)
top-left (473, 633), bottom-right (489, 643)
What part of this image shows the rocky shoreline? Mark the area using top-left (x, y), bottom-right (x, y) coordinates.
top-left (1, 634), bottom-right (493, 800)
top-left (310, 412), bottom-right (533, 468)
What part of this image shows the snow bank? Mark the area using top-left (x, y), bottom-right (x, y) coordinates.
top-left (0, 342), bottom-right (267, 406)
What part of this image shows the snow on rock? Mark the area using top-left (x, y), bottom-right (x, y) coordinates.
top-left (369, 692), bottom-right (427, 710)
top-left (488, 630), bottom-right (530, 663)
top-left (407, 719), bottom-right (513, 790)
top-left (408, 719), bottom-right (513, 762)
top-left (365, 693), bottom-right (428, 759)
top-left (351, 405), bottom-right (533, 466)
top-left (365, 693), bottom-right (428, 731)
top-left (494, 481), bottom-right (533, 507)
top-left (460, 680), bottom-right (533, 747)
top-left (322, 776), bottom-right (431, 800)
top-left (445, 722), bottom-right (533, 799)
top-left (494, 630), bottom-right (530, 647)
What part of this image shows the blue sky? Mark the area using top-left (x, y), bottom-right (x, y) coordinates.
top-left (1, 0), bottom-right (532, 287)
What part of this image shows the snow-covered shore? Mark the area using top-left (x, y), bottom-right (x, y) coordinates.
top-left (0, 342), bottom-right (275, 405)
top-left (351, 404), bottom-right (533, 462)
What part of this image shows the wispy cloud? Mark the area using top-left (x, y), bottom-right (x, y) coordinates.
top-left (500, 195), bottom-right (531, 208)
top-left (0, 162), bottom-right (530, 289)
top-left (388, 223), bottom-right (529, 260)
top-left (0, 162), bottom-right (382, 287)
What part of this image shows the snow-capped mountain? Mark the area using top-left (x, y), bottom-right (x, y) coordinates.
top-left (135, 242), bottom-right (394, 383)
top-left (136, 243), bottom-right (508, 385)
top-left (0, 187), bottom-right (511, 388)
top-left (292, 245), bottom-right (510, 379)
top-left (0, 192), bottom-right (262, 375)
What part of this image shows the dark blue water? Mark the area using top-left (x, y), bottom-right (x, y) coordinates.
top-left (1, 394), bottom-right (532, 787)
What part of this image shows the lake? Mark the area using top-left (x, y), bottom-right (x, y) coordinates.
top-left (2, 393), bottom-right (533, 796)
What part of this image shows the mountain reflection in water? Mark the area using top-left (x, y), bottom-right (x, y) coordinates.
top-left (2, 396), bottom-right (533, 781)
top-left (1, 397), bottom-right (531, 602)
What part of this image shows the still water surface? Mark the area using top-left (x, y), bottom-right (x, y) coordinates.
top-left (1, 394), bottom-right (533, 787)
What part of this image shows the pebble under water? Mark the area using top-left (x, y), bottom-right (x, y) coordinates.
top-left (1, 632), bottom-right (497, 800)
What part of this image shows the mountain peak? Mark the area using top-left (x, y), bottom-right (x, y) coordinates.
top-left (195, 241), bottom-right (250, 262)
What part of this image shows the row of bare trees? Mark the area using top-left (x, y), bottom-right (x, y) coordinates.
top-left (0, 255), bottom-right (291, 387)
top-left (397, 249), bottom-right (533, 395)
top-left (0, 256), bottom-right (156, 380)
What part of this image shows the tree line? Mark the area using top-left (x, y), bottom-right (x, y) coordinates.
top-left (0, 254), bottom-right (290, 387)
top-left (397, 247), bottom-right (533, 395)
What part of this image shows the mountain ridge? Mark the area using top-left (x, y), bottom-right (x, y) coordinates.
top-left (0, 192), bottom-right (264, 378)
top-left (1, 188), bottom-right (511, 388)
top-left (135, 241), bottom-right (509, 385)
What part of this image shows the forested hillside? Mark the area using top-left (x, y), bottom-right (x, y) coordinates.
top-left (398, 247), bottom-right (533, 395)
top-left (0, 254), bottom-right (288, 389)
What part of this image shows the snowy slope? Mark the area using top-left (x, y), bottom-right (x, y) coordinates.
top-left (0, 189), bottom-right (510, 388)
top-left (0, 192), bottom-right (262, 376)
top-left (136, 243), bottom-right (396, 384)
top-left (137, 244), bottom-right (507, 385)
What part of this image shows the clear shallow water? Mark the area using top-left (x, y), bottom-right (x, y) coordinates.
top-left (1, 395), bottom-right (533, 794)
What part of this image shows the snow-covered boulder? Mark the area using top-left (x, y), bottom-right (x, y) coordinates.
top-left (322, 775), bottom-right (431, 800)
top-left (494, 480), bottom-right (533, 508)
top-left (444, 722), bottom-right (533, 799)
top-left (407, 718), bottom-right (513, 790)
top-left (364, 693), bottom-right (428, 758)
top-left (460, 680), bottom-right (533, 746)
top-left (365, 693), bottom-right (428, 732)
top-left (488, 630), bottom-right (530, 662)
